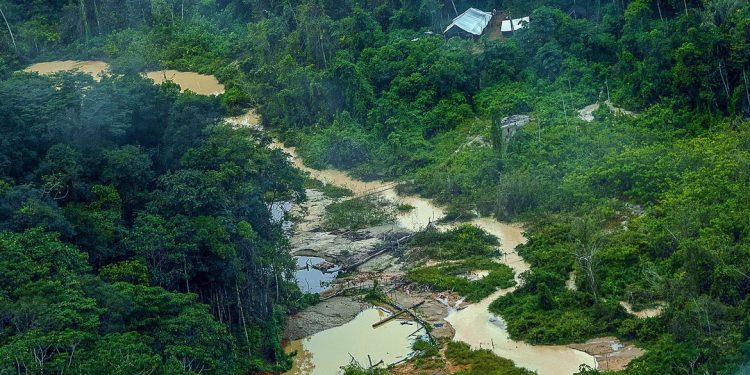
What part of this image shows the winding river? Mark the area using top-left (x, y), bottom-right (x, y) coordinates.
top-left (23, 61), bottom-right (596, 374)
top-left (267, 142), bottom-right (596, 374)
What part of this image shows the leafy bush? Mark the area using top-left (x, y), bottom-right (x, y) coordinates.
top-left (445, 342), bottom-right (534, 375)
top-left (304, 178), bottom-right (354, 199)
top-left (409, 225), bottom-right (499, 260)
top-left (407, 258), bottom-right (514, 302)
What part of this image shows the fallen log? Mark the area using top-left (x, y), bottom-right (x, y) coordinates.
top-left (342, 233), bottom-right (414, 271)
top-left (381, 299), bottom-right (435, 342)
top-left (372, 300), bottom-right (425, 328)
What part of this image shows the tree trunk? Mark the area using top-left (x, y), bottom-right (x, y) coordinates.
top-left (236, 283), bottom-right (251, 356)
top-left (319, 35), bottom-right (328, 69)
top-left (656, 0), bottom-right (664, 21)
top-left (718, 61), bottom-right (730, 99)
top-left (93, 0), bottom-right (101, 35)
top-left (78, 0), bottom-right (90, 41)
top-left (0, 6), bottom-right (18, 54)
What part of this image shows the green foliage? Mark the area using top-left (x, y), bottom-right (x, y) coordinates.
top-left (0, 71), bottom-right (304, 372)
top-left (409, 225), bottom-right (499, 260)
top-left (5, 0), bottom-right (750, 372)
top-left (342, 365), bottom-right (390, 375)
top-left (304, 177), bottom-right (354, 199)
top-left (444, 342), bottom-right (535, 375)
top-left (323, 195), bottom-right (396, 231)
top-left (407, 257), bottom-right (515, 302)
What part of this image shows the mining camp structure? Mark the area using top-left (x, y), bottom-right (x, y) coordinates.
top-left (444, 7), bottom-right (528, 39)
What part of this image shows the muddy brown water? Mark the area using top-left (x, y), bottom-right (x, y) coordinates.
top-left (284, 308), bottom-right (424, 375)
top-left (444, 220), bottom-right (597, 374)
top-left (267, 142), bottom-right (443, 232)
top-left (24, 60), bottom-right (110, 81)
top-left (23, 61), bottom-right (225, 95)
top-left (262, 124), bottom-right (597, 374)
top-left (16, 64), bottom-right (599, 372)
top-left (144, 70), bottom-right (224, 95)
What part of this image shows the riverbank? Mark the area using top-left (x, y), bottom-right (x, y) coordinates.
top-left (16, 61), bottom-right (637, 374)
top-left (265, 127), bottom-right (605, 374)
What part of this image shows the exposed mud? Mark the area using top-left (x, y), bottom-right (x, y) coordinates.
top-left (619, 301), bottom-right (665, 319)
top-left (225, 109), bottom-right (261, 129)
top-left (578, 100), bottom-right (637, 122)
top-left (569, 336), bottom-right (645, 371)
top-left (284, 297), bottom-right (368, 340)
top-left (288, 189), bottom-right (396, 262)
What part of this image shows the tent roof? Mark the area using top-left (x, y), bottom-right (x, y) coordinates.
top-left (501, 16), bottom-right (530, 32)
top-left (444, 8), bottom-right (493, 36)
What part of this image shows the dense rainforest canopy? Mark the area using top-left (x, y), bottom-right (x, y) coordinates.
top-left (1, 0), bottom-right (750, 374)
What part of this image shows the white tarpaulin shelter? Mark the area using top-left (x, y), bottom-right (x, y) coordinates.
top-left (444, 8), bottom-right (493, 36)
top-left (501, 16), bottom-right (530, 33)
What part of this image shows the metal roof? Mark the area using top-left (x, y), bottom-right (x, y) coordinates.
top-left (444, 8), bottom-right (493, 36)
top-left (501, 17), bottom-right (530, 32)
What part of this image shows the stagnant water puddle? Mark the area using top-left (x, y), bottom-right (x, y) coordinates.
top-left (24, 60), bottom-right (109, 81)
top-left (270, 201), bottom-right (294, 233)
top-left (294, 256), bottom-right (340, 294)
top-left (284, 307), bottom-right (426, 375)
top-left (23, 61), bottom-right (225, 95)
top-left (144, 70), bottom-right (224, 95)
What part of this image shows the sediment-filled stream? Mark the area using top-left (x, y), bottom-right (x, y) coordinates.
top-left (270, 133), bottom-right (597, 374)
top-left (19, 63), bottom-right (595, 373)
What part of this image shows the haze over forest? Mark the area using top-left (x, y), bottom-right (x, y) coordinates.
top-left (0, 0), bottom-right (749, 374)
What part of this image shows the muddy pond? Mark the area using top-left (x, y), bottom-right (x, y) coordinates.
top-left (284, 307), bottom-right (425, 375)
top-left (23, 61), bottom-right (225, 95)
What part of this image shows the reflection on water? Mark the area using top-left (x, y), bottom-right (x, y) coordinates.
top-left (270, 201), bottom-right (294, 233)
top-left (285, 308), bottom-right (424, 375)
top-left (144, 70), bottom-right (224, 95)
top-left (294, 256), bottom-right (339, 294)
top-left (22, 62), bottom-right (226, 96)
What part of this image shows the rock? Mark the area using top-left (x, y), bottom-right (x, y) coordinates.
top-left (569, 336), bottom-right (646, 371)
top-left (500, 115), bottom-right (530, 139)
top-left (289, 189), bottom-right (384, 261)
top-left (283, 297), bottom-right (367, 340)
